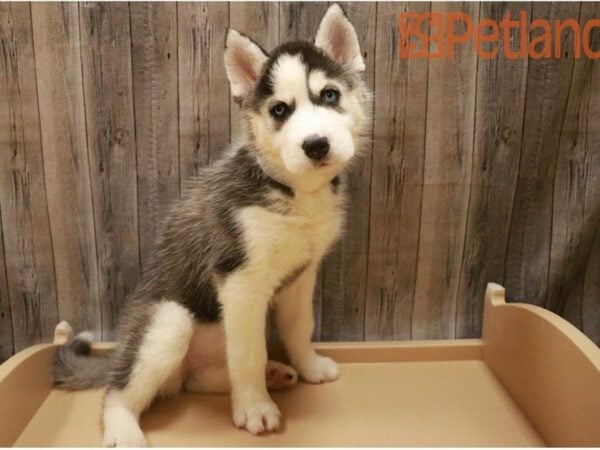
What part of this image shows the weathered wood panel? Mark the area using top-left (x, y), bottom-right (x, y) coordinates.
top-left (279, 1), bottom-right (330, 41)
top-left (547, 1), bottom-right (600, 329)
top-left (455, 2), bottom-right (531, 338)
top-left (0, 207), bottom-right (13, 361)
top-left (412, 2), bottom-right (479, 339)
top-left (31, 2), bottom-right (101, 336)
top-left (130, 3), bottom-right (180, 268)
top-left (79, 2), bottom-right (141, 339)
top-left (1, 2), bottom-right (599, 355)
top-left (178, 2), bottom-right (230, 180)
top-left (365, 2), bottom-right (428, 340)
top-left (1, 3), bottom-right (59, 350)
top-left (321, 2), bottom-right (376, 341)
top-left (583, 220), bottom-right (600, 346)
top-left (229, 2), bottom-right (280, 140)
top-left (581, 8), bottom-right (600, 345)
top-left (549, 1), bottom-right (600, 336)
top-left (505, 2), bottom-right (581, 306)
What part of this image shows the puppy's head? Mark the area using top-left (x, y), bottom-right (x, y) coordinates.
top-left (224, 4), bottom-right (370, 192)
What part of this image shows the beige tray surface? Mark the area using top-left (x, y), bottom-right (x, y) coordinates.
top-left (15, 359), bottom-right (542, 447)
top-left (1, 283), bottom-right (599, 447)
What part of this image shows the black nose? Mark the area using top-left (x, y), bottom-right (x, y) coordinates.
top-left (302, 135), bottom-right (330, 161)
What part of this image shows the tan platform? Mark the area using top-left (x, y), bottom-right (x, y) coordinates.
top-left (1, 283), bottom-right (599, 447)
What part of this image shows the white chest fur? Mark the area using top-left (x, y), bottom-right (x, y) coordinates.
top-left (236, 186), bottom-right (344, 287)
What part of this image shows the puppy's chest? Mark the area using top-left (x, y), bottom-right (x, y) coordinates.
top-left (238, 190), bottom-right (344, 271)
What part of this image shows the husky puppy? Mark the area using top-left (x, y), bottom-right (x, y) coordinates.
top-left (53, 4), bottom-right (370, 446)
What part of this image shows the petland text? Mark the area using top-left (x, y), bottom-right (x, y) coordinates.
top-left (398, 12), bottom-right (600, 59)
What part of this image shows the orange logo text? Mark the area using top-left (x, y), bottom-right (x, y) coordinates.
top-left (398, 12), bottom-right (600, 59)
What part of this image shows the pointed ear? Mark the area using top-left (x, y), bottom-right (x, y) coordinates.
top-left (224, 29), bottom-right (268, 99)
top-left (315, 4), bottom-right (364, 73)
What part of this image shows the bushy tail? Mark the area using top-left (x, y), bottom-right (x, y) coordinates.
top-left (53, 331), bottom-right (111, 390)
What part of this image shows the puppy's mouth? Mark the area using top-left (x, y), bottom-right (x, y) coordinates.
top-left (312, 159), bottom-right (331, 168)
top-left (309, 154), bottom-right (338, 168)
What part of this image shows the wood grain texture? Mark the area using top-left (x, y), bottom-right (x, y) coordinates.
top-left (455, 3), bottom-right (531, 338)
top-left (365, 2), bottom-right (429, 341)
top-left (178, 2), bottom-right (230, 181)
top-left (583, 221), bottom-right (600, 346)
top-left (1, 2), bottom-right (599, 354)
top-left (321, 2), bottom-right (376, 341)
top-left (412, 2), bottom-right (479, 339)
top-left (505, 2), bottom-right (581, 306)
top-left (279, 2), bottom-right (330, 41)
top-left (79, 2), bottom-right (140, 339)
top-left (31, 2), bottom-right (101, 337)
top-left (0, 3), bottom-right (59, 351)
top-left (581, 9), bottom-right (600, 345)
top-left (548, 1), bottom-right (600, 330)
top-left (0, 206), bottom-right (13, 361)
top-left (130, 3), bottom-right (180, 269)
top-left (229, 2), bottom-right (280, 141)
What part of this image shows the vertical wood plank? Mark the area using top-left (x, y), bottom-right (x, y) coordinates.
top-left (455, 3), bottom-right (531, 338)
top-left (178, 2), bottom-right (230, 181)
top-left (0, 1), bottom-right (598, 352)
top-left (279, 2), bottom-right (329, 41)
top-left (365, 2), bottom-right (429, 340)
top-left (31, 2), bottom-right (101, 338)
top-left (278, 2), bottom-right (330, 339)
top-left (412, 2), bottom-right (479, 339)
top-left (549, 1), bottom-right (600, 331)
top-left (130, 3), bottom-right (180, 269)
top-left (320, 2), bottom-right (376, 341)
top-left (1, 3), bottom-right (59, 350)
top-left (229, 2), bottom-right (280, 141)
top-left (79, 2), bottom-right (140, 339)
top-left (582, 10), bottom-right (600, 346)
top-left (583, 224), bottom-right (600, 346)
top-left (0, 206), bottom-right (14, 361)
top-left (505, 2), bottom-right (581, 307)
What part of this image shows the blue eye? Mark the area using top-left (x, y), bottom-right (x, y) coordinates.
top-left (270, 102), bottom-right (289, 119)
top-left (321, 89), bottom-right (340, 104)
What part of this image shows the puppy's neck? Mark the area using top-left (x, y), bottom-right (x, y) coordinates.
top-left (249, 146), bottom-right (340, 195)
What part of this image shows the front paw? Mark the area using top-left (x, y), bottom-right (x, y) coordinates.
top-left (232, 395), bottom-right (281, 434)
top-left (102, 425), bottom-right (147, 447)
top-left (296, 354), bottom-right (339, 384)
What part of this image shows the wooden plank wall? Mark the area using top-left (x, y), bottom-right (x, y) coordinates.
top-left (0, 2), bottom-right (599, 359)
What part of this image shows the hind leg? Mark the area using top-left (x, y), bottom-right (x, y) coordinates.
top-left (265, 360), bottom-right (298, 390)
top-left (103, 301), bottom-right (193, 447)
top-left (184, 360), bottom-right (297, 394)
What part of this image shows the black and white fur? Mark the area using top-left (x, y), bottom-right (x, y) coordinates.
top-left (53, 4), bottom-right (370, 446)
